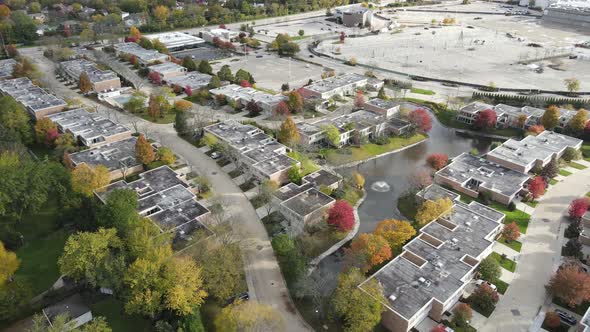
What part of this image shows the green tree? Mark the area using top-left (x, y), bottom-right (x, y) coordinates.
top-left (138, 37), bottom-right (154, 49)
top-left (271, 234), bottom-right (306, 284)
top-left (198, 60), bottom-right (213, 74)
top-left (181, 57), bottom-right (197, 71)
top-left (287, 91), bottom-right (303, 113)
top-left (322, 124), bottom-right (340, 146)
top-left (97, 189), bottom-right (139, 234)
top-left (0, 96), bottom-right (33, 144)
top-left (124, 91), bottom-right (147, 113)
top-left (564, 78), bottom-right (580, 94)
top-left (58, 228), bottom-right (124, 287)
top-left (235, 69), bottom-right (255, 84)
top-left (152, 39), bottom-right (168, 54)
top-left (71, 164), bottom-right (110, 197)
top-left (156, 147), bottom-right (176, 165)
top-left (567, 108), bottom-right (587, 134)
top-left (332, 267), bottom-right (385, 332)
top-left (217, 65), bottom-right (234, 82)
top-left (11, 12), bottom-right (37, 44)
top-left (214, 301), bottom-right (284, 332)
top-left (540, 156), bottom-right (559, 179)
top-left (478, 256), bottom-right (501, 282)
top-left (377, 86), bottom-right (387, 99)
top-left (179, 307), bottom-right (205, 332)
top-left (542, 105), bottom-right (560, 129)
top-left (208, 75), bottom-right (221, 89)
top-left (175, 109), bottom-right (190, 136)
top-left (0, 278), bottom-right (31, 321)
top-left (135, 134), bottom-right (155, 165)
top-left (277, 116), bottom-right (300, 146)
top-left (288, 162), bottom-right (302, 185)
top-left (199, 243), bottom-right (244, 301)
top-left (126, 218), bottom-right (171, 261)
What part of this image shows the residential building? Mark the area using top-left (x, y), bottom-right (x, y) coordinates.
top-left (416, 184), bottom-right (461, 204)
top-left (299, 73), bottom-right (368, 100)
top-left (0, 58), bottom-right (16, 79)
top-left (557, 108), bottom-right (590, 129)
top-left (364, 98), bottom-right (402, 118)
top-left (201, 28), bottom-right (239, 43)
top-left (456, 102), bottom-right (494, 125)
top-left (204, 120), bottom-right (297, 184)
top-left (60, 59), bottom-right (121, 93)
top-left (166, 71), bottom-right (212, 91)
top-left (95, 166), bottom-right (210, 237)
top-left (360, 201), bottom-right (505, 332)
top-left (209, 84), bottom-right (287, 115)
top-left (148, 62), bottom-right (188, 82)
top-left (434, 153), bottom-right (530, 205)
top-left (303, 169), bottom-right (342, 191)
top-left (42, 294), bottom-right (93, 330)
top-left (0, 77), bottom-right (67, 119)
top-left (145, 32), bottom-right (205, 51)
top-left (113, 42), bottom-right (170, 66)
top-left (579, 307), bottom-right (590, 332)
top-left (68, 137), bottom-right (143, 181)
top-left (486, 130), bottom-right (583, 173)
top-left (48, 108), bottom-right (132, 148)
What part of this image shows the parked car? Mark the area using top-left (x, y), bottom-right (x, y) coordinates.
top-left (225, 292), bottom-right (250, 306)
top-left (474, 17), bottom-right (483, 20)
top-left (475, 279), bottom-right (497, 291)
top-left (210, 151), bottom-right (221, 160)
top-left (442, 82), bottom-right (459, 87)
top-left (555, 309), bottom-right (577, 326)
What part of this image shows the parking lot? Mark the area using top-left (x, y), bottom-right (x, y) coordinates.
top-left (172, 46), bottom-right (230, 61)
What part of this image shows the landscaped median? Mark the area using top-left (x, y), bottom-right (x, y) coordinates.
top-left (320, 133), bottom-right (427, 167)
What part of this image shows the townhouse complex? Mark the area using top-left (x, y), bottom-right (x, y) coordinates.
top-left (299, 73), bottom-right (380, 100)
top-left (361, 194), bottom-right (505, 332)
top-left (209, 84), bottom-right (288, 116)
top-left (0, 58), bottom-right (16, 79)
top-left (60, 59), bottom-right (121, 93)
top-left (457, 102), bottom-right (589, 129)
top-left (95, 166), bottom-right (211, 239)
top-left (0, 77), bottom-right (67, 119)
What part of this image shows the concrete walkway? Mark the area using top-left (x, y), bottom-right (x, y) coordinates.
top-left (479, 166), bottom-right (590, 332)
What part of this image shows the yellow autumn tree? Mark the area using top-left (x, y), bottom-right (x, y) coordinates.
top-left (71, 164), bottom-right (110, 197)
top-left (0, 241), bottom-right (19, 285)
top-left (34, 117), bottom-right (57, 143)
top-left (374, 219), bottom-right (416, 253)
top-left (135, 134), bottom-right (155, 165)
top-left (214, 300), bottom-right (285, 332)
top-left (415, 197), bottom-right (453, 226)
top-left (129, 26), bottom-right (141, 39)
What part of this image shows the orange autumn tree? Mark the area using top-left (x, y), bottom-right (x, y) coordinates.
top-left (346, 233), bottom-right (392, 272)
top-left (135, 134), bottom-right (155, 165)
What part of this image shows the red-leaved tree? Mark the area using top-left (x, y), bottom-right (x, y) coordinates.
top-left (45, 129), bottom-right (59, 146)
top-left (148, 71), bottom-right (162, 85)
top-left (426, 153), bottom-right (448, 170)
top-left (528, 124), bottom-right (545, 135)
top-left (339, 31), bottom-right (346, 42)
top-left (528, 176), bottom-right (546, 201)
top-left (475, 109), bottom-right (497, 130)
top-left (408, 108), bottom-right (432, 133)
top-left (274, 101), bottom-right (290, 116)
top-left (546, 264), bottom-right (590, 307)
top-left (431, 325), bottom-right (447, 332)
top-left (502, 222), bottom-right (521, 242)
top-left (239, 79), bottom-right (252, 88)
top-left (354, 90), bottom-right (365, 108)
top-left (327, 200), bottom-right (355, 232)
top-left (569, 198), bottom-right (589, 220)
top-left (219, 23), bottom-right (226, 29)
top-left (185, 85), bottom-right (192, 97)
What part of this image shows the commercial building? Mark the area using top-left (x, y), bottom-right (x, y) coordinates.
top-left (299, 73), bottom-right (369, 100)
top-left (209, 84), bottom-right (287, 116)
top-left (95, 166), bottom-right (210, 237)
top-left (68, 137), bottom-right (143, 181)
top-left (148, 62), bottom-right (187, 82)
top-left (48, 108), bottom-right (132, 148)
top-left (42, 294), bottom-right (93, 330)
top-left (0, 77), bottom-right (67, 119)
top-left (360, 201), bottom-right (505, 332)
top-left (60, 59), bottom-right (121, 93)
top-left (204, 120), bottom-right (297, 184)
top-left (334, 4), bottom-right (392, 30)
top-left (363, 98), bottom-right (402, 118)
top-left (113, 42), bottom-right (170, 66)
top-left (543, 0), bottom-right (590, 29)
top-left (201, 28), bottom-right (239, 43)
top-left (434, 153), bottom-right (530, 205)
top-left (166, 71), bottom-right (212, 91)
top-left (0, 58), bottom-right (16, 79)
top-left (145, 32), bottom-right (205, 51)
top-left (486, 130), bottom-right (583, 173)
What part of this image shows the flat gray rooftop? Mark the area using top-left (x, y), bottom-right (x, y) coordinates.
top-left (113, 42), bottom-right (169, 62)
top-left (362, 202), bottom-right (503, 320)
top-left (314, 110), bottom-right (384, 133)
top-left (417, 184), bottom-right (460, 203)
top-left (0, 58), bottom-right (16, 79)
top-left (209, 84), bottom-right (286, 106)
top-left (252, 153), bottom-right (296, 176)
top-left (206, 120), bottom-right (286, 156)
top-left (437, 152), bottom-right (530, 197)
top-left (166, 72), bottom-right (211, 89)
top-left (61, 59), bottom-right (118, 83)
top-left (487, 130), bottom-right (582, 168)
top-left (365, 98), bottom-right (402, 110)
top-left (43, 294), bottom-right (90, 322)
top-left (274, 182), bottom-right (314, 202)
top-left (494, 103), bottom-right (521, 117)
top-left (48, 108), bottom-right (131, 145)
top-left (460, 101), bottom-right (494, 115)
top-left (304, 73), bottom-right (367, 94)
top-left (0, 77), bottom-right (66, 113)
top-left (69, 137), bottom-right (139, 171)
top-left (149, 62), bottom-right (186, 74)
top-left (303, 169), bottom-right (341, 188)
top-left (282, 188), bottom-right (334, 217)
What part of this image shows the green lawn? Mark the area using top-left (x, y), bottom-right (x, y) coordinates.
top-left (490, 202), bottom-right (530, 234)
top-left (410, 87), bottom-right (436, 95)
top-left (550, 178), bottom-right (559, 185)
top-left (524, 200), bottom-right (538, 208)
top-left (586, 191), bottom-right (590, 197)
top-left (559, 169), bottom-right (573, 177)
top-left (90, 297), bottom-right (153, 332)
top-left (568, 161), bottom-right (587, 170)
top-left (497, 237), bottom-right (522, 253)
top-left (287, 151), bottom-right (320, 175)
top-left (489, 251), bottom-right (517, 272)
top-left (494, 278), bottom-right (509, 295)
top-left (582, 142), bottom-right (590, 161)
top-left (138, 111), bottom-right (176, 124)
top-left (322, 134), bottom-right (426, 166)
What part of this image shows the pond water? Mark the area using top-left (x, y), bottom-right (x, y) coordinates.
top-left (302, 106), bottom-right (494, 327)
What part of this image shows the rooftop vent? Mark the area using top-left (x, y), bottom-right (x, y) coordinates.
top-left (418, 277), bottom-right (426, 284)
top-left (465, 221), bottom-right (472, 227)
top-left (389, 294), bottom-right (397, 302)
top-left (451, 238), bottom-right (459, 244)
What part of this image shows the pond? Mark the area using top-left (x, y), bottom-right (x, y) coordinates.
top-left (301, 105), bottom-right (494, 329)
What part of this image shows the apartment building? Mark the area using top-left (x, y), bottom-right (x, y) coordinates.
top-left (68, 137), bottom-right (143, 181)
top-left (48, 108), bottom-right (132, 148)
top-left (434, 153), bottom-right (530, 205)
top-left (456, 102), bottom-right (494, 126)
top-left (0, 58), bottom-right (16, 79)
top-left (60, 59), bottom-right (121, 93)
top-left (145, 32), bottom-right (205, 51)
top-left (209, 84), bottom-right (287, 116)
top-left (416, 184), bottom-right (461, 204)
top-left (204, 120), bottom-right (297, 184)
top-left (148, 62), bottom-right (188, 82)
top-left (0, 77), bottom-right (67, 119)
top-left (299, 73), bottom-right (368, 100)
top-left (95, 166), bottom-right (210, 237)
top-left (363, 98), bottom-right (402, 118)
top-left (113, 42), bottom-right (170, 66)
top-left (486, 130), bottom-right (583, 173)
top-left (360, 201), bottom-right (505, 332)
